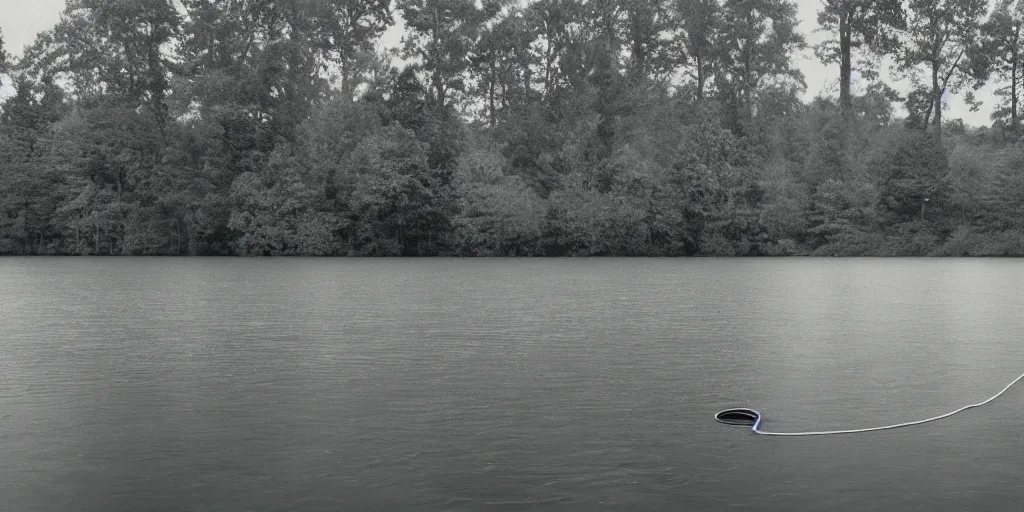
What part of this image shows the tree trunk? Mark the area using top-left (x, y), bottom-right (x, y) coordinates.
top-left (1013, 54), bottom-right (1019, 135)
top-left (932, 62), bottom-right (942, 143)
top-left (523, 67), bottom-right (532, 100)
top-left (435, 77), bottom-right (445, 112)
top-left (839, 10), bottom-right (853, 119)
top-left (922, 97), bottom-right (933, 131)
top-left (185, 221), bottom-right (195, 256)
top-left (489, 62), bottom-right (497, 128)
top-left (544, 42), bottom-right (556, 98)
top-left (341, 62), bottom-right (353, 101)
top-left (696, 54), bottom-right (705, 101)
top-left (398, 222), bottom-right (406, 256)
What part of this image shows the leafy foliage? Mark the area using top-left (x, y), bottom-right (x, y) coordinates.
top-left (5, 0), bottom-right (1024, 256)
top-left (901, 0), bottom-right (988, 140)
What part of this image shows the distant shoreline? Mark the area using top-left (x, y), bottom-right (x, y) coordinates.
top-left (4, 1), bottom-right (1022, 261)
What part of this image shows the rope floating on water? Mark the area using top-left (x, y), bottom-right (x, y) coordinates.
top-left (716, 370), bottom-right (1024, 436)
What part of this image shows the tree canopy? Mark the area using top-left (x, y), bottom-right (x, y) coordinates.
top-left (3, 0), bottom-right (1024, 256)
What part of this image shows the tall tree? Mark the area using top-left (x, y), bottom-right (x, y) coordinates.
top-left (21, 0), bottom-right (180, 126)
top-left (620, 0), bottom-right (673, 79)
top-left (673, 0), bottom-right (722, 101)
top-left (0, 76), bottom-right (69, 255)
top-left (817, 0), bottom-right (905, 120)
top-left (397, 0), bottom-right (490, 113)
top-left (902, 0), bottom-right (987, 142)
top-left (312, 0), bottom-right (393, 100)
top-left (715, 0), bottom-right (805, 134)
top-left (471, 7), bottom-right (538, 126)
top-left (346, 123), bottom-right (454, 255)
top-left (14, 0), bottom-right (182, 254)
top-left (974, 0), bottom-right (1024, 135)
top-left (1, 75), bottom-right (69, 157)
top-left (525, 0), bottom-right (580, 99)
top-left (0, 27), bottom-right (8, 74)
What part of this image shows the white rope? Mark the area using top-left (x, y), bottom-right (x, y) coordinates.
top-left (720, 370), bottom-right (1024, 436)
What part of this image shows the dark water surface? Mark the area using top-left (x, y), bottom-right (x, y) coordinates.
top-left (2, 258), bottom-right (1024, 511)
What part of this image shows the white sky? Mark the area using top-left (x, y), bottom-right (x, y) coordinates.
top-left (0, 0), bottom-right (1000, 127)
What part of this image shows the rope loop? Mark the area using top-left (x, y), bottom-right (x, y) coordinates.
top-left (716, 371), bottom-right (1024, 436)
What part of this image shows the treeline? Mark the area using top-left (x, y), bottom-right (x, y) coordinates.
top-left (3, 0), bottom-right (1024, 256)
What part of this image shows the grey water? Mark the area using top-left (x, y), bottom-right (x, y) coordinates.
top-left (2, 258), bottom-right (1024, 511)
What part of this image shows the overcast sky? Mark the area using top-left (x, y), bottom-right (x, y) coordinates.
top-left (0, 0), bottom-right (999, 127)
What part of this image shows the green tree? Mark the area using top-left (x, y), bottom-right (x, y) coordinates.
top-left (805, 177), bottom-right (880, 255)
top-left (902, 0), bottom-right (987, 142)
top-left (47, 104), bottom-right (166, 255)
top-left (21, 0), bottom-right (180, 127)
top-left (620, 0), bottom-right (674, 79)
top-left (227, 145), bottom-right (338, 256)
top-left (14, 0), bottom-right (183, 255)
top-left (312, 0), bottom-right (394, 100)
top-left (345, 123), bottom-right (454, 255)
top-left (451, 136), bottom-right (545, 255)
top-left (525, 0), bottom-right (582, 99)
top-left (715, 0), bottom-right (805, 135)
top-left (300, 96), bottom-right (382, 202)
top-left (397, 0), bottom-right (489, 112)
top-left (974, 0), bottom-right (1024, 135)
top-left (673, 0), bottom-right (722, 101)
top-left (0, 27), bottom-right (9, 74)
top-left (876, 131), bottom-right (951, 227)
top-left (470, 8), bottom-right (538, 126)
top-left (817, 0), bottom-right (905, 119)
top-left (0, 76), bottom-right (70, 254)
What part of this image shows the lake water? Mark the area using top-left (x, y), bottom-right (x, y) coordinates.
top-left (2, 258), bottom-right (1024, 511)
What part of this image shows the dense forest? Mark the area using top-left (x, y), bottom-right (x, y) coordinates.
top-left (3, 0), bottom-right (1024, 256)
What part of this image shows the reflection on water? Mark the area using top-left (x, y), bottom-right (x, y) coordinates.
top-left (1, 258), bottom-right (1024, 511)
